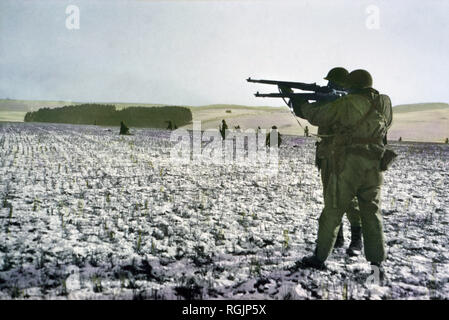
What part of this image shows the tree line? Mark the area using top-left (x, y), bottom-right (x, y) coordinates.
top-left (24, 104), bottom-right (192, 128)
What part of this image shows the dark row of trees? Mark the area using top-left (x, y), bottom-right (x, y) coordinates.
top-left (24, 104), bottom-right (192, 128)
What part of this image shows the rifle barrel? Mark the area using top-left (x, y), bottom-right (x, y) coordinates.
top-left (255, 92), bottom-right (324, 100)
top-left (254, 92), bottom-right (346, 103)
top-left (247, 77), bottom-right (336, 93)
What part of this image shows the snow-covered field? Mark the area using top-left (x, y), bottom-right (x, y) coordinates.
top-left (0, 122), bottom-right (448, 300)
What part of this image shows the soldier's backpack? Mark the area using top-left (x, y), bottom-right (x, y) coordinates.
top-left (373, 94), bottom-right (398, 171)
top-left (345, 92), bottom-right (398, 171)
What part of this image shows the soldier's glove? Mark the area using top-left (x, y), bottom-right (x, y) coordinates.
top-left (291, 96), bottom-right (308, 118)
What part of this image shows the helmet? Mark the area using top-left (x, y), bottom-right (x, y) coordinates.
top-left (324, 67), bottom-right (349, 87)
top-left (347, 69), bottom-right (373, 89)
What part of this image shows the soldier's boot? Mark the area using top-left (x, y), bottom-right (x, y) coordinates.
top-left (334, 225), bottom-right (344, 248)
top-left (298, 249), bottom-right (326, 270)
top-left (346, 226), bottom-right (363, 257)
top-left (300, 255), bottom-right (326, 270)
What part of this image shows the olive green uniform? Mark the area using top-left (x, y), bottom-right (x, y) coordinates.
top-left (292, 88), bottom-right (392, 263)
top-left (317, 126), bottom-right (361, 229)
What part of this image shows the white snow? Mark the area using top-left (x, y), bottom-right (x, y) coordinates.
top-left (0, 122), bottom-right (448, 300)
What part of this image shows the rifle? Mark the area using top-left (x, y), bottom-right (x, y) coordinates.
top-left (254, 91), bottom-right (343, 103)
top-left (247, 77), bottom-right (347, 103)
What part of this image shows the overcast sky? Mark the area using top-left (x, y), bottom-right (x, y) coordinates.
top-left (0, 0), bottom-right (448, 106)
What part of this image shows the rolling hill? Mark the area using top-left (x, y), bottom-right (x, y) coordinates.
top-left (387, 103), bottom-right (449, 142)
top-left (0, 99), bottom-right (447, 142)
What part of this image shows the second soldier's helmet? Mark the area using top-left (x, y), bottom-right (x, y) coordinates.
top-left (347, 69), bottom-right (373, 89)
top-left (324, 67), bottom-right (349, 87)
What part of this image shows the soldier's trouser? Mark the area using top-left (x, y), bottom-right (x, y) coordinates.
top-left (321, 162), bottom-right (361, 228)
top-left (341, 197), bottom-right (361, 228)
top-left (315, 156), bottom-right (386, 263)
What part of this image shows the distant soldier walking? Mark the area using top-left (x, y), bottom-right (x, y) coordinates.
top-left (219, 119), bottom-right (228, 140)
top-left (304, 126), bottom-right (309, 137)
top-left (120, 121), bottom-right (130, 135)
top-left (289, 69), bottom-right (393, 278)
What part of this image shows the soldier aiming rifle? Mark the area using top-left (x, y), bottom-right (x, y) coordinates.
top-left (248, 69), bottom-right (397, 282)
top-left (290, 69), bottom-right (394, 282)
top-left (248, 68), bottom-right (363, 255)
